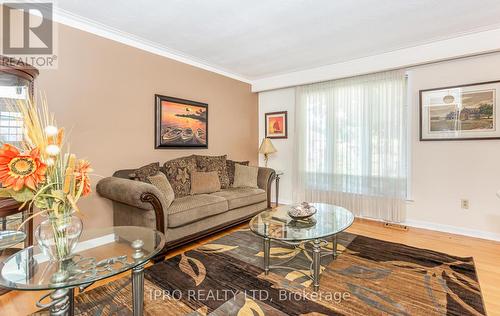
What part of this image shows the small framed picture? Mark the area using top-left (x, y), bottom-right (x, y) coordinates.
top-left (265, 111), bottom-right (287, 139)
top-left (420, 80), bottom-right (500, 141)
top-left (155, 95), bottom-right (208, 148)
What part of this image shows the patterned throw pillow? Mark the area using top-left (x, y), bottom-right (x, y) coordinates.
top-left (131, 162), bottom-right (160, 182)
top-left (147, 172), bottom-right (175, 208)
top-left (163, 155), bottom-right (197, 198)
top-left (226, 160), bottom-right (250, 187)
top-left (194, 155), bottom-right (230, 189)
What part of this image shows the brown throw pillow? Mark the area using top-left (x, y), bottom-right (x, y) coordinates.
top-left (147, 172), bottom-right (175, 208)
top-left (226, 160), bottom-right (250, 187)
top-left (190, 171), bottom-right (221, 195)
top-left (194, 155), bottom-right (230, 189)
top-left (233, 164), bottom-right (259, 188)
top-left (163, 155), bottom-right (197, 198)
top-left (131, 162), bottom-right (160, 182)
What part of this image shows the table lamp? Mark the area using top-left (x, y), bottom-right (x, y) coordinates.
top-left (259, 138), bottom-right (277, 167)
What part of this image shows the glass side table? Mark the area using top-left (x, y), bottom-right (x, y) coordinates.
top-left (274, 170), bottom-right (284, 207)
top-left (0, 226), bottom-right (165, 316)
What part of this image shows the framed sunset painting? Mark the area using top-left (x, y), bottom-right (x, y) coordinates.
top-left (265, 111), bottom-right (288, 139)
top-left (155, 95), bottom-right (208, 148)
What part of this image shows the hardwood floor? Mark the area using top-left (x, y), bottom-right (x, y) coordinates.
top-left (1, 218), bottom-right (499, 315)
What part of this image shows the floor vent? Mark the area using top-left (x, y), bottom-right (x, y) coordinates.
top-left (384, 222), bottom-right (408, 231)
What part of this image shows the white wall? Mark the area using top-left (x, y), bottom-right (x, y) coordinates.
top-left (259, 53), bottom-right (500, 240)
top-left (406, 53), bottom-right (500, 240)
top-left (258, 88), bottom-right (295, 204)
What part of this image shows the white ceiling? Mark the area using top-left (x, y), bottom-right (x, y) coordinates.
top-left (55, 0), bottom-right (500, 81)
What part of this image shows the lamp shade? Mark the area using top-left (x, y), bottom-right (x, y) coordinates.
top-left (259, 138), bottom-right (277, 155)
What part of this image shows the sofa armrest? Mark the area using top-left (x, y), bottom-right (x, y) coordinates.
top-left (96, 177), bottom-right (170, 233)
top-left (257, 167), bottom-right (276, 208)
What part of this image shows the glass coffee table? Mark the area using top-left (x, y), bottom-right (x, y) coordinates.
top-left (249, 203), bottom-right (354, 291)
top-left (0, 226), bottom-right (165, 316)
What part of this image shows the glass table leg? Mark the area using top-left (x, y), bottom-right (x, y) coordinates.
top-left (132, 263), bottom-right (146, 316)
top-left (68, 288), bottom-right (74, 316)
top-left (264, 237), bottom-right (270, 275)
top-left (333, 234), bottom-right (338, 260)
top-left (36, 287), bottom-right (72, 316)
top-left (312, 239), bottom-right (321, 291)
top-left (36, 269), bottom-right (74, 316)
top-left (51, 287), bottom-right (71, 316)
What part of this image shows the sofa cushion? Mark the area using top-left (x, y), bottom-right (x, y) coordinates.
top-left (190, 171), bottom-right (221, 194)
top-left (233, 164), bottom-right (259, 188)
top-left (226, 160), bottom-right (250, 187)
top-left (163, 155), bottom-right (197, 198)
top-left (167, 194), bottom-right (228, 228)
top-left (211, 187), bottom-right (266, 210)
top-left (194, 155), bottom-right (230, 189)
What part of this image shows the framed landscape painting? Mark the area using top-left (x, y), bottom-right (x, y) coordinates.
top-left (155, 95), bottom-right (208, 148)
top-left (265, 111), bottom-right (288, 139)
top-left (420, 80), bottom-right (500, 141)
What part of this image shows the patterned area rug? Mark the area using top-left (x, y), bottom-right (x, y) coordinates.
top-left (43, 227), bottom-right (485, 315)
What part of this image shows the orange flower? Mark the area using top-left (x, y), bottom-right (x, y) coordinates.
top-left (0, 144), bottom-right (47, 191)
top-left (75, 159), bottom-right (92, 196)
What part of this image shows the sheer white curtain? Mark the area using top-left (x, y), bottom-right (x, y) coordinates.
top-left (293, 70), bottom-right (408, 222)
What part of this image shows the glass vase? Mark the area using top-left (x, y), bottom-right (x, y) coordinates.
top-left (35, 212), bottom-right (83, 261)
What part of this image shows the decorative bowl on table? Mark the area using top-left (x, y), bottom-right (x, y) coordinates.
top-left (289, 217), bottom-right (317, 229)
top-left (287, 202), bottom-right (317, 220)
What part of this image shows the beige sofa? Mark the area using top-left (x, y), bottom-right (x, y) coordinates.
top-left (96, 155), bottom-right (275, 258)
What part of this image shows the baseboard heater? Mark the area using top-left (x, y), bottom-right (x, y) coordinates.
top-left (383, 222), bottom-right (408, 231)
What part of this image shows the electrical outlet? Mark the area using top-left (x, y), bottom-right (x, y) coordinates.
top-left (461, 199), bottom-right (469, 209)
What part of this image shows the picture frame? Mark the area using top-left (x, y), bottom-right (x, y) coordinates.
top-left (155, 94), bottom-right (208, 149)
top-left (265, 111), bottom-right (288, 139)
top-left (419, 80), bottom-right (500, 141)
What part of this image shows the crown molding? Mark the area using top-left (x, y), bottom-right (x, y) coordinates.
top-left (252, 27), bottom-right (500, 92)
top-left (16, 3), bottom-right (500, 91)
top-left (49, 7), bottom-right (252, 84)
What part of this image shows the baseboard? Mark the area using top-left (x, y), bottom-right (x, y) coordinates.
top-left (268, 201), bottom-right (500, 242)
top-left (404, 219), bottom-right (500, 242)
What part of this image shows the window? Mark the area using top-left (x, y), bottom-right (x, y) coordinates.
top-left (0, 57), bottom-right (38, 146)
top-left (0, 80), bottom-right (28, 145)
top-left (294, 70), bottom-right (408, 222)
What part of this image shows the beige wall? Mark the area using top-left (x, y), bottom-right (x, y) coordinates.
top-left (36, 23), bottom-right (258, 229)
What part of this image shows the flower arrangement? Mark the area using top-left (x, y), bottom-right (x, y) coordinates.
top-left (0, 97), bottom-right (92, 260)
